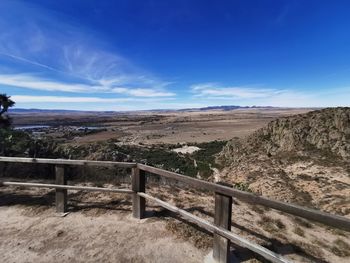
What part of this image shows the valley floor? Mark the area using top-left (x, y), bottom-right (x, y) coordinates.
top-left (12, 108), bottom-right (312, 145)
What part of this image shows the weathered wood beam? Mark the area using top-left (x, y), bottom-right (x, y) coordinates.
top-left (0, 156), bottom-right (136, 168)
top-left (132, 167), bottom-right (146, 219)
top-left (138, 192), bottom-right (291, 263)
top-left (0, 181), bottom-right (133, 193)
top-left (1, 157), bottom-right (349, 232)
top-left (55, 165), bottom-right (67, 213)
top-left (138, 164), bottom-right (350, 231)
top-left (213, 184), bottom-right (233, 263)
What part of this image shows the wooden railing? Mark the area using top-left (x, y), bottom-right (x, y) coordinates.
top-left (0, 156), bottom-right (349, 263)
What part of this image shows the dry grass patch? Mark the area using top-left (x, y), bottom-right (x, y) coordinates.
top-left (293, 240), bottom-right (324, 259)
top-left (293, 226), bottom-right (305, 237)
top-left (165, 219), bottom-right (212, 250)
top-left (292, 217), bottom-right (313, 229)
top-left (258, 215), bottom-right (286, 233)
top-left (331, 238), bottom-right (350, 257)
top-left (250, 205), bottom-right (265, 214)
top-left (330, 228), bottom-right (348, 237)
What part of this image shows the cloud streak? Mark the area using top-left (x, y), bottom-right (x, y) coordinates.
top-left (12, 95), bottom-right (174, 103)
top-left (0, 74), bottom-right (99, 93)
top-left (0, 52), bottom-right (66, 74)
top-left (0, 1), bottom-right (176, 100)
top-left (191, 83), bottom-right (283, 99)
top-left (191, 82), bottom-right (350, 108)
top-left (0, 74), bottom-right (175, 97)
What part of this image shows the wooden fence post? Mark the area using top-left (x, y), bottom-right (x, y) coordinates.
top-left (213, 182), bottom-right (233, 263)
top-left (0, 162), bottom-right (4, 178)
top-left (55, 165), bottom-right (67, 213)
top-left (132, 167), bottom-right (145, 219)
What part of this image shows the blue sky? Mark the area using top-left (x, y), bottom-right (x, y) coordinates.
top-left (0, 0), bottom-right (349, 110)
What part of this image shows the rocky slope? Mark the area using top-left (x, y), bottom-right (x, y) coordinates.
top-left (217, 107), bottom-right (350, 216)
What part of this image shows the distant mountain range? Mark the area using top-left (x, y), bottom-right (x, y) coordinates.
top-left (10, 105), bottom-right (284, 114)
top-left (180, 105), bottom-right (276, 111)
top-left (9, 108), bottom-right (117, 114)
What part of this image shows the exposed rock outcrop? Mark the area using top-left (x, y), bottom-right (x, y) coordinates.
top-left (220, 107), bottom-right (350, 163)
top-left (217, 108), bottom-right (350, 216)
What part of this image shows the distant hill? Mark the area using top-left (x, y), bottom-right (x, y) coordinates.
top-left (217, 107), bottom-right (350, 215)
top-left (10, 105), bottom-right (322, 115)
top-left (10, 105), bottom-right (283, 114)
top-left (9, 105), bottom-right (280, 114)
top-left (9, 108), bottom-right (117, 114)
top-left (178, 105), bottom-right (269, 111)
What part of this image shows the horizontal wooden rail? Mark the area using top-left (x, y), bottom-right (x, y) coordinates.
top-left (0, 181), bottom-right (133, 194)
top-left (138, 163), bottom-right (350, 232)
top-left (0, 156), bottom-right (136, 168)
top-left (1, 156), bottom-right (350, 262)
top-left (138, 192), bottom-right (291, 263)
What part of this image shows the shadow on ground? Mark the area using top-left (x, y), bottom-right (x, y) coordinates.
top-left (0, 190), bottom-right (329, 263)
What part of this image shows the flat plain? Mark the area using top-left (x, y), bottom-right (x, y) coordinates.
top-left (12, 108), bottom-right (313, 145)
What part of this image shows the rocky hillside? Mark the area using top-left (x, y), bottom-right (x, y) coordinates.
top-left (217, 107), bottom-right (350, 216)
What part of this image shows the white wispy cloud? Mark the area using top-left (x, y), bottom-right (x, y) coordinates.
top-left (0, 1), bottom-right (176, 99)
top-left (131, 89), bottom-right (175, 97)
top-left (191, 83), bottom-right (283, 99)
top-left (191, 82), bottom-right (350, 107)
top-left (0, 74), bottom-right (176, 97)
top-left (13, 95), bottom-right (126, 103)
top-left (0, 74), bottom-right (100, 93)
top-left (0, 52), bottom-right (66, 74)
top-left (12, 95), bottom-right (174, 103)
top-left (12, 95), bottom-right (223, 111)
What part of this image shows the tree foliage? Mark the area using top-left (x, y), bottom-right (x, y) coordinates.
top-left (0, 94), bottom-right (15, 128)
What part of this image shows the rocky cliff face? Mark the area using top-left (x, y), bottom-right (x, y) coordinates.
top-left (217, 108), bottom-right (350, 216)
top-left (220, 107), bottom-right (350, 163)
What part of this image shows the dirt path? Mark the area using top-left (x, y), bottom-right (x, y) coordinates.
top-left (0, 205), bottom-right (205, 263)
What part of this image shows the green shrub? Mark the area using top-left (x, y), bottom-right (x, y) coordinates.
top-left (233, 182), bottom-right (251, 192)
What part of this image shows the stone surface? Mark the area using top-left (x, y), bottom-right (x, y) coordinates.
top-left (217, 108), bottom-right (350, 216)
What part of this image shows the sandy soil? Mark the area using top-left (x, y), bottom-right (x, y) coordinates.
top-left (1, 183), bottom-right (349, 263)
top-left (172, 146), bottom-right (201, 154)
top-left (0, 188), bottom-right (204, 263)
top-left (149, 184), bottom-right (350, 263)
